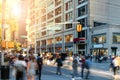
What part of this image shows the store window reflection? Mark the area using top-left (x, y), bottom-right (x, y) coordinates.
top-left (92, 34), bottom-right (106, 44)
top-left (65, 34), bottom-right (73, 43)
top-left (113, 33), bottom-right (120, 43)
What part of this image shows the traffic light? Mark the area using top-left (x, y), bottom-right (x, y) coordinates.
top-left (1, 41), bottom-right (6, 48)
top-left (76, 24), bottom-right (82, 32)
top-left (8, 41), bottom-right (14, 48)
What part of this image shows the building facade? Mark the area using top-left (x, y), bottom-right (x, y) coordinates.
top-left (27, 0), bottom-right (120, 56)
top-left (90, 24), bottom-right (120, 57)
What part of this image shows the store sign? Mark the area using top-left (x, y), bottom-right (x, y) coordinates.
top-left (93, 44), bottom-right (103, 48)
top-left (73, 38), bottom-right (86, 44)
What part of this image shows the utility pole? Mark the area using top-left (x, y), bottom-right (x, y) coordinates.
top-left (1, 0), bottom-right (6, 65)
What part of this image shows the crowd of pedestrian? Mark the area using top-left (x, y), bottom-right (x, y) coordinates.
top-left (1, 51), bottom-right (43, 80)
top-left (2, 51), bottom-right (120, 80)
top-left (71, 54), bottom-right (92, 80)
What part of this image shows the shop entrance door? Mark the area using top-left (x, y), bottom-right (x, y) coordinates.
top-left (111, 47), bottom-right (117, 56)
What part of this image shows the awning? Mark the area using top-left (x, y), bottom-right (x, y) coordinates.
top-left (55, 43), bottom-right (62, 48)
top-left (47, 44), bottom-right (54, 48)
top-left (65, 42), bottom-right (73, 47)
top-left (73, 37), bottom-right (86, 44)
top-left (40, 45), bottom-right (46, 49)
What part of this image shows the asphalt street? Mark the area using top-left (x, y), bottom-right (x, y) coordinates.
top-left (1, 61), bottom-right (120, 80)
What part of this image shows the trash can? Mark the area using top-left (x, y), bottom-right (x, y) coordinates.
top-left (1, 65), bottom-right (9, 79)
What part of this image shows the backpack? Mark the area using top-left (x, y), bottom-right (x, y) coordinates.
top-left (85, 60), bottom-right (90, 69)
top-left (56, 58), bottom-right (63, 66)
top-left (37, 57), bottom-right (43, 66)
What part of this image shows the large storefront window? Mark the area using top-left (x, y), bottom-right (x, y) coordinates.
top-left (113, 33), bottom-right (120, 43)
top-left (93, 49), bottom-right (108, 56)
top-left (65, 34), bottom-right (73, 43)
top-left (47, 38), bottom-right (53, 45)
top-left (92, 34), bottom-right (106, 44)
top-left (55, 36), bottom-right (62, 44)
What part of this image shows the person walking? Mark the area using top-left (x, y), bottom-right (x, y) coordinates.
top-left (72, 54), bottom-right (78, 78)
top-left (80, 55), bottom-right (86, 78)
top-left (27, 56), bottom-right (37, 80)
top-left (112, 56), bottom-right (119, 79)
top-left (37, 54), bottom-right (43, 80)
top-left (55, 55), bottom-right (63, 75)
top-left (14, 55), bottom-right (27, 80)
top-left (85, 56), bottom-right (92, 79)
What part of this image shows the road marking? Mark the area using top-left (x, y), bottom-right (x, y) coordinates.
top-left (72, 77), bottom-right (83, 80)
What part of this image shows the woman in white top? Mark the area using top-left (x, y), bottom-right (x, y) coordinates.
top-left (112, 56), bottom-right (119, 79)
top-left (27, 56), bottom-right (38, 80)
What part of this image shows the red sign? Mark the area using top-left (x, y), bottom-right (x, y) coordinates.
top-left (73, 38), bottom-right (86, 44)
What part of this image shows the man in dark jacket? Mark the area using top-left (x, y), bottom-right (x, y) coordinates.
top-left (37, 54), bottom-right (43, 80)
top-left (80, 55), bottom-right (85, 78)
top-left (55, 55), bottom-right (62, 75)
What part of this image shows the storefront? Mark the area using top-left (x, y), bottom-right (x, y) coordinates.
top-left (55, 43), bottom-right (62, 53)
top-left (73, 37), bottom-right (86, 55)
top-left (90, 24), bottom-right (120, 56)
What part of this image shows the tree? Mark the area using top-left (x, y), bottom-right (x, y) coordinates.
top-left (14, 41), bottom-right (21, 51)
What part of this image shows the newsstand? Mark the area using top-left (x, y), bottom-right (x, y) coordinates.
top-left (1, 65), bottom-right (10, 79)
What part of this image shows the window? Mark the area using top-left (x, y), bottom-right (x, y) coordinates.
top-left (65, 24), bottom-right (72, 29)
top-left (78, 18), bottom-right (86, 27)
top-left (55, 7), bottom-right (61, 15)
top-left (41, 8), bottom-right (46, 14)
top-left (92, 34), bottom-right (106, 44)
top-left (41, 40), bottom-right (46, 45)
top-left (55, 16), bottom-right (61, 23)
top-left (94, 21), bottom-right (107, 27)
top-left (65, 0), bottom-right (73, 11)
top-left (78, 0), bottom-right (86, 4)
top-left (78, 30), bottom-right (85, 37)
top-left (66, 11), bottom-right (73, 21)
top-left (55, 37), bottom-right (62, 44)
top-left (113, 33), bottom-right (120, 43)
top-left (78, 6), bottom-right (86, 17)
top-left (47, 38), bottom-right (53, 45)
top-left (41, 23), bottom-right (46, 29)
top-left (47, 11), bottom-right (54, 19)
top-left (55, 0), bottom-right (61, 6)
top-left (41, 31), bottom-right (46, 36)
top-left (37, 41), bottom-right (40, 46)
top-left (41, 15), bottom-right (46, 22)
top-left (65, 34), bottom-right (73, 43)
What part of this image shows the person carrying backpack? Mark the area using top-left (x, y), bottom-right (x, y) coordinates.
top-left (55, 55), bottom-right (63, 75)
top-left (80, 55), bottom-right (86, 78)
top-left (72, 54), bottom-right (78, 78)
top-left (85, 56), bottom-right (92, 79)
top-left (36, 54), bottom-right (43, 80)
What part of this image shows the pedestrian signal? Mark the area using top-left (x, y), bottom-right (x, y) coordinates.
top-left (77, 24), bottom-right (82, 32)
